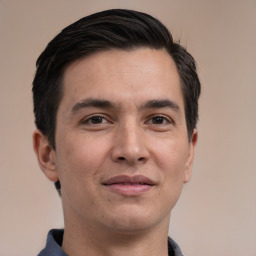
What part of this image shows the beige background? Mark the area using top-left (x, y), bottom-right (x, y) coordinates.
top-left (0, 0), bottom-right (255, 255)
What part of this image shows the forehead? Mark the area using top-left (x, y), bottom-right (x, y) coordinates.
top-left (60, 47), bottom-right (183, 111)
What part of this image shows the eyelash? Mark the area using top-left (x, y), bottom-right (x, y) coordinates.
top-left (82, 115), bottom-right (110, 125)
top-left (81, 114), bottom-right (172, 126)
top-left (147, 115), bottom-right (173, 125)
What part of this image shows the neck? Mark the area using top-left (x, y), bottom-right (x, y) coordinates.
top-left (62, 213), bottom-right (170, 256)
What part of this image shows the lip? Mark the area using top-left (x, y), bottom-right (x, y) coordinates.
top-left (102, 175), bottom-right (155, 196)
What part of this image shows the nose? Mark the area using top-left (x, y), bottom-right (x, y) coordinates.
top-left (111, 122), bottom-right (149, 165)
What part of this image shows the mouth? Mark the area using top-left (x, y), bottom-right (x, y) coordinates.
top-left (102, 175), bottom-right (155, 196)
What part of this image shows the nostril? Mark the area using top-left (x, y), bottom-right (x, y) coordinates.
top-left (118, 157), bottom-right (125, 161)
top-left (138, 157), bottom-right (145, 161)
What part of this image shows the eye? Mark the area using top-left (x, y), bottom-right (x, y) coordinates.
top-left (145, 114), bottom-right (174, 131)
top-left (82, 115), bottom-right (109, 125)
top-left (89, 116), bottom-right (105, 124)
top-left (151, 116), bottom-right (168, 124)
top-left (148, 115), bottom-right (171, 125)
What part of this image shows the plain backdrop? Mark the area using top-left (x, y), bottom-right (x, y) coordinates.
top-left (0, 0), bottom-right (255, 255)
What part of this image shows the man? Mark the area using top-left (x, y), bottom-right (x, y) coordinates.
top-left (32, 9), bottom-right (200, 256)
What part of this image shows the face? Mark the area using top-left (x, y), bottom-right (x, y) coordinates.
top-left (34, 48), bottom-right (197, 234)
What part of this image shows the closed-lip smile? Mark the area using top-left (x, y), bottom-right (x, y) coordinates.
top-left (102, 175), bottom-right (155, 196)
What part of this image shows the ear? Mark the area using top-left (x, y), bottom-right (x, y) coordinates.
top-left (33, 129), bottom-right (59, 182)
top-left (183, 129), bottom-right (198, 183)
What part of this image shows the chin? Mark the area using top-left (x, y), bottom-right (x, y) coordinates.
top-left (102, 206), bottom-right (170, 235)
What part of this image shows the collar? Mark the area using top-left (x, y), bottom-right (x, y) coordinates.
top-left (38, 229), bottom-right (183, 256)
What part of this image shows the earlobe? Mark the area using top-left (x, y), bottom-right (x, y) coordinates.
top-left (183, 129), bottom-right (198, 183)
top-left (33, 130), bottom-right (59, 182)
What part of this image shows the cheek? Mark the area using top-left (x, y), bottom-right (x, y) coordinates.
top-left (56, 134), bottom-right (109, 185)
top-left (55, 136), bottom-right (108, 211)
top-left (153, 136), bottom-right (188, 170)
top-left (154, 138), bottom-right (189, 190)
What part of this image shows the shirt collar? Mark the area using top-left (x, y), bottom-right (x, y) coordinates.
top-left (38, 229), bottom-right (183, 256)
top-left (38, 229), bottom-right (67, 256)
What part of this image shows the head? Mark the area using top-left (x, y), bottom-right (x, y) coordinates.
top-left (33, 10), bottom-right (200, 225)
top-left (33, 9), bottom-right (200, 149)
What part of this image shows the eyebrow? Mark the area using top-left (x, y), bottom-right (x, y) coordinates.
top-left (71, 98), bottom-right (180, 113)
top-left (140, 99), bottom-right (180, 112)
top-left (72, 98), bottom-right (116, 113)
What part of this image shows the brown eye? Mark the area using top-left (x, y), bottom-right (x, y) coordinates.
top-left (152, 116), bottom-right (165, 124)
top-left (90, 116), bottom-right (104, 124)
top-left (82, 115), bottom-right (109, 125)
top-left (150, 116), bottom-right (171, 125)
top-left (145, 115), bottom-right (173, 131)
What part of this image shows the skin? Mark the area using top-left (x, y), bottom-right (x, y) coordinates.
top-left (33, 48), bottom-right (197, 256)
